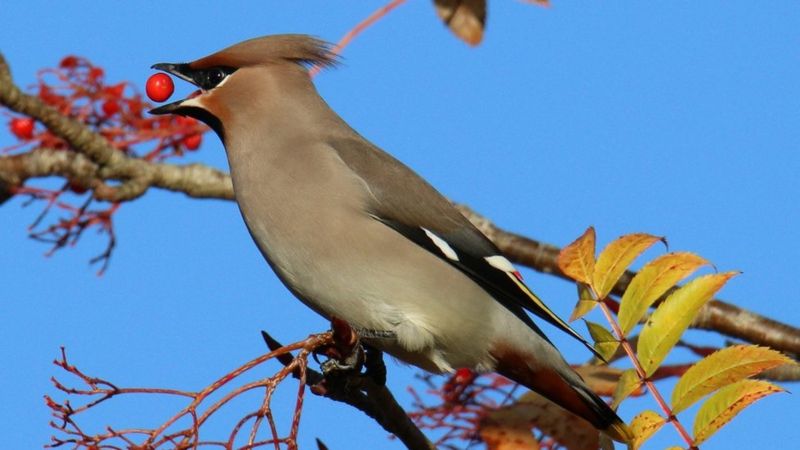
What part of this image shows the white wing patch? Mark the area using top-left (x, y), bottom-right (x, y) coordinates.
top-left (422, 228), bottom-right (460, 261)
top-left (485, 255), bottom-right (524, 280)
top-left (485, 255), bottom-right (516, 272)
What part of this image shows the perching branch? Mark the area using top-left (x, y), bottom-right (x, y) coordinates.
top-left (1, 50), bottom-right (798, 366)
top-left (262, 330), bottom-right (435, 450)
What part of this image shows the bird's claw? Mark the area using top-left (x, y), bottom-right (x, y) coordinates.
top-left (320, 344), bottom-right (365, 375)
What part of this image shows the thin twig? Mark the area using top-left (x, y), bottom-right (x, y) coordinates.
top-left (309, 0), bottom-right (408, 77)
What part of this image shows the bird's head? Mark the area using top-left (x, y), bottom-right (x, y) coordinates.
top-left (149, 34), bottom-right (338, 141)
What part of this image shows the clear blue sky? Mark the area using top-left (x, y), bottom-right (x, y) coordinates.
top-left (2, 2), bottom-right (798, 449)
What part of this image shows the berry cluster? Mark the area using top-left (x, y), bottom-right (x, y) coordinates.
top-left (2, 56), bottom-right (209, 273)
top-left (4, 55), bottom-right (205, 158)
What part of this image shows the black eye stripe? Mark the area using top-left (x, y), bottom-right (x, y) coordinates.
top-left (193, 67), bottom-right (236, 90)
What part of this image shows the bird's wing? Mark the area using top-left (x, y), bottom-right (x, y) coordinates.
top-left (330, 136), bottom-right (600, 358)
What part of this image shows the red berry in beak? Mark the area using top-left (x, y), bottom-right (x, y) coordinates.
top-left (146, 73), bottom-right (174, 103)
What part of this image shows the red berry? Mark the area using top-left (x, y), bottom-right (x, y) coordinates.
top-left (146, 73), bottom-right (174, 102)
top-left (453, 368), bottom-right (473, 384)
top-left (88, 67), bottom-right (104, 82)
top-left (182, 134), bottom-right (202, 150)
top-left (59, 56), bottom-right (79, 69)
top-left (10, 118), bottom-right (35, 140)
top-left (101, 100), bottom-right (120, 117)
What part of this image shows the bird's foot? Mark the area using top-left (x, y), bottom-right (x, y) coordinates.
top-left (315, 317), bottom-right (365, 377)
top-left (314, 318), bottom-right (389, 386)
top-left (319, 344), bottom-right (364, 375)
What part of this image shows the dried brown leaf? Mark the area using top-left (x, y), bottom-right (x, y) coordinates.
top-left (481, 391), bottom-right (599, 450)
top-left (433, 0), bottom-right (486, 46)
top-left (575, 365), bottom-right (624, 397)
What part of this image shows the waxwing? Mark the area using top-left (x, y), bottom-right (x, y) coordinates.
top-left (151, 34), bottom-right (631, 443)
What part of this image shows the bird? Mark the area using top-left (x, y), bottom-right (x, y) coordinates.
top-left (150, 34), bottom-right (631, 444)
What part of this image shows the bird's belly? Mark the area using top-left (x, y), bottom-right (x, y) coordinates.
top-left (241, 207), bottom-right (502, 373)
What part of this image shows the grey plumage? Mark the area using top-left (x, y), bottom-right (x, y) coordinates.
top-left (150, 34), bottom-right (631, 443)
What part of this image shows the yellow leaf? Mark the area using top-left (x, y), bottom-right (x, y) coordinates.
top-left (693, 379), bottom-right (784, 445)
top-left (433, 0), bottom-right (486, 46)
top-left (637, 272), bottom-right (737, 376)
top-left (569, 283), bottom-right (597, 322)
top-left (593, 233), bottom-right (664, 299)
top-left (663, 447), bottom-right (684, 450)
top-left (558, 227), bottom-right (596, 285)
top-left (584, 321), bottom-right (619, 362)
top-left (630, 410), bottom-right (665, 450)
top-left (618, 252), bottom-right (709, 335)
top-left (611, 369), bottom-right (643, 410)
top-left (671, 345), bottom-right (794, 413)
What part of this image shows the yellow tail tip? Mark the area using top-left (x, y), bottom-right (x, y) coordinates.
top-left (604, 419), bottom-right (633, 444)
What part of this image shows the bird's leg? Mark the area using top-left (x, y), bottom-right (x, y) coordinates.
top-left (362, 344), bottom-right (387, 386)
top-left (316, 319), bottom-right (394, 383)
top-left (317, 317), bottom-right (365, 375)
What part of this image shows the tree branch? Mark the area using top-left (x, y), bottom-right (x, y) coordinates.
top-left (262, 331), bottom-right (435, 450)
top-left (0, 54), bottom-right (124, 168)
top-left (456, 204), bottom-right (800, 358)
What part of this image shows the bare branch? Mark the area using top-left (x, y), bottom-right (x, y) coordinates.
top-left (263, 330), bottom-right (435, 450)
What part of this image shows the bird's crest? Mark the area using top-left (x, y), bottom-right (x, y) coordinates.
top-left (189, 34), bottom-right (339, 70)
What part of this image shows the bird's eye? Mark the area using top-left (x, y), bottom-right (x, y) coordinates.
top-left (196, 67), bottom-right (235, 90)
top-left (208, 69), bottom-right (225, 86)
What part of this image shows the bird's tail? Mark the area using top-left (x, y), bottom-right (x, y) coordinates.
top-left (493, 352), bottom-right (632, 444)
top-left (572, 380), bottom-right (633, 444)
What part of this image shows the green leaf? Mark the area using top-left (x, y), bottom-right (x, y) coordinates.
top-left (637, 272), bottom-right (737, 376)
top-left (611, 368), bottom-right (642, 410)
top-left (569, 283), bottom-right (598, 322)
top-left (693, 380), bottom-right (784, 445)
top-left (558, 227), bottom-right (596, 285)
top-left (584, 320), bottom-right (619, 362)
top-left (593, 233), bottom-right (664, 299)
top-left (630, 410), bottom-right (665, 450)
top-left (618, 252), bottom-right (708, 335)
top-left (672, 345), bottom-right (794, 413)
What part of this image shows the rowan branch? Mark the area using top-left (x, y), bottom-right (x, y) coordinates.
top-left (262, 331), bottom-right (435, 450)
top-left (1, 52), bottom-right (798, 366)
top-left (0, 54), bottom-right (123, 168)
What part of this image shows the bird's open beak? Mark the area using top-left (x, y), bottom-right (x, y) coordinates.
top-left (148, 63), bottom-right (199, 115)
